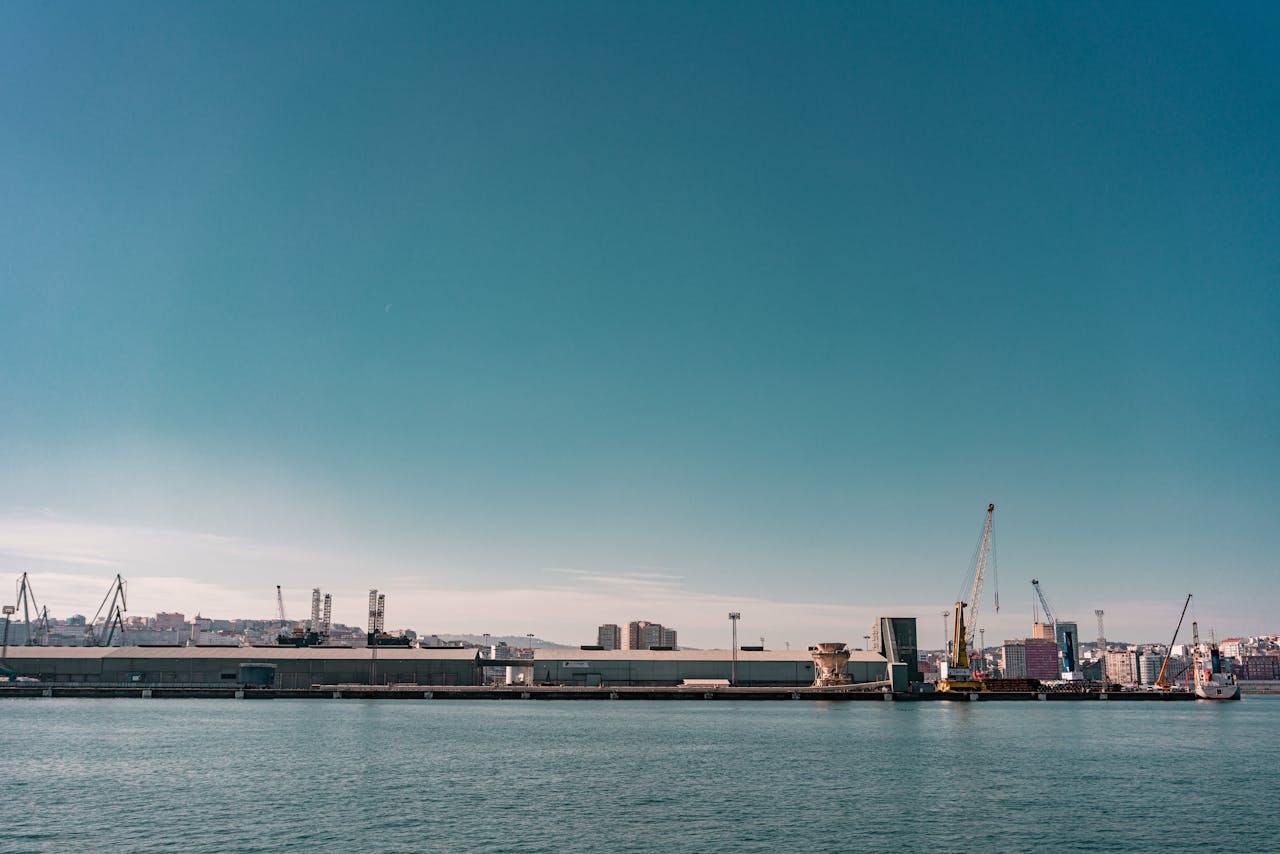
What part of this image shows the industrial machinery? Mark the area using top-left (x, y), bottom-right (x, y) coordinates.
top-left (1190, 618), bottom-right (1239, 700)
top-left (1, 603), bottom-right (15, 673)
top-left (1031, 577), bottom-right (1081, 680)
top-left (1154, 593), bottom-right (1192, 689)
top-left (276, 586), bottom-right (334, 647)
top-left (810, 642), bottom-right (852, 687)
top-left (87, 574), bottom-right (128, 647)
top-left (276, 585), bottom-right (288, 631)
top-left (14, 573), bottom-right (49, 646)
top-left (366, 588), bottom-right (411, 647)
top-left (1095, 609), bottom-right (1105, 659)
top-left (939, 503), bottom-right (998, 692)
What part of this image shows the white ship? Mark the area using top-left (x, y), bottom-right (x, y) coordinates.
top-left (1191, 621), bottom-right (1240, 701)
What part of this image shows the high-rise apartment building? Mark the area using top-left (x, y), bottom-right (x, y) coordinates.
top-left (624, 620), bottom-right (678, 650)
top-left (155, 612), bottom-right (186, 630)
top-left (1104, 650), bottom-right (1139, 685)
top-left (596, 624), bottom-right (621, 650)
top-left (1001, 641), bottom-right (1028, 679)
top-left (1138, 652), bottom-right (1164, 685)
top-left (1024, 638), bottom-right (1059, 680)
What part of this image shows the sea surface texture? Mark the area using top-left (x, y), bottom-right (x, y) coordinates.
top-left (3, 697), bottom-right (1277, 853)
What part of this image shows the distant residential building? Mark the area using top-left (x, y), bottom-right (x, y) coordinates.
top-left (1218, 639), bottom-right (1245, 659)
top-left (66, 614), bottom-right (86, 626)
top-left (597, 624), bottom-right (621, 650)
top-left (155, 612), bottom-right (185, 630)
top-left (624, 620), bottom-right (678, 651)
top-left (1024, 638), bottom-right (1059, 680)
top-left (1104, 650), bottom-right (1139, 686)
top-left (1139, 652), bottom-right (1165, 685)
top-left (1001, 641), bottom-right (1027, 679)
top-left (1032, 622), bottom-right (1054, 641)
top-left (1240, 655), bottom-right (1280, 681)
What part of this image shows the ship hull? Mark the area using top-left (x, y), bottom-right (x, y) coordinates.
top-left (1194, 682), bottom-right (1240, 701)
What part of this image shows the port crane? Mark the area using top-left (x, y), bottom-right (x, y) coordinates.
top-left (275, 585), bottom-right (332, 646)
top-left (1154, 593), bottom-right (1192, 689)
top-left (1031, 577), bottom-right (1078, 676)
top-left (88, 574), bottom-right (128, 647)
top-left (276, 585), bottom-right (288, 630)
top-left (940, 503), bottom-right (999, 692)
top-left (15, 573), bottom-right (49, 646)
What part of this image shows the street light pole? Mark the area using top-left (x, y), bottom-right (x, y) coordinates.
top-left (942, 610), bottom-right (950, 662)
top-left (729, 612), bottom-right (741, 685)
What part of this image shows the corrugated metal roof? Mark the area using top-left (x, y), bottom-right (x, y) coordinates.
top-left (0, 646), bottom-right (479, 660)
top-left (532, 648), bottom-right (887, 663)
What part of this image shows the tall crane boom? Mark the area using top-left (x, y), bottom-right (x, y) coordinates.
top-left (941, 503), bottom-right (999, 692)
top-left (1155, 594), bottom-right (1192, 689)
top-left (956, 504), bottom-right (998, 656)
top-left (276, 586), bottom-right (287, 626)
top-left (1031, 578), bottom-right (1057, 625)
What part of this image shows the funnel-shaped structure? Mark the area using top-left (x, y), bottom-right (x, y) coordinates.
top-left (810, 642), bottom-right (851, 687)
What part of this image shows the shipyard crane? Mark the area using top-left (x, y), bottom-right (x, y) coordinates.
top-left (88, 574), bottom-right (128, 647)
top-left (1031, 577), bottom-right (1060, 670)
top-left (940, 503), bottom-right (999, 692)
top-left (1031, 578), bottom-right (1057, 631)
top-left (321, 594), bottom-right (333, 641)
top-left (1155, 594), bottom-right (1192, 689)
top-left (1032, 578), bottom-right (1083, 676)
top-left (15, 573), bottom-right (48, 646)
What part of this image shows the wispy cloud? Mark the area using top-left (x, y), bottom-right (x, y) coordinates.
top-left (0, 513), bottom-right (1267, 646)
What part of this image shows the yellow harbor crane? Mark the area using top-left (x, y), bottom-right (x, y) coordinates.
top-left (939, 503), bottom-right (999, 692)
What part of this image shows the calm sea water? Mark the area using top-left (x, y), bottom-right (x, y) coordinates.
top-left (3, 696), bottom-right (1277, 853)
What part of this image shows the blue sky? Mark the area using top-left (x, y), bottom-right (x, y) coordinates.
top-left (2, 3), bottom-right (1277, 647)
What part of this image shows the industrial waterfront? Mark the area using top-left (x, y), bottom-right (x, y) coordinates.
top-left (3, 506), bottom-right (1272, 699)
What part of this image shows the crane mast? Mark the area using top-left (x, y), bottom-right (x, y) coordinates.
top-left (89, 574), bottom-right (128, 647)
top-left (308, 588), bottom-right (321, 633)
top-left (965, 504), bottom-right (997, 655)
top-left (940, 503), bottom-right (998, 692)
top-left (1155, 594), bottom-right (1192, 689)
top-left (16, 573), bottom-right (47, 646)
top-left (276, 585), bottom-right (288, 628)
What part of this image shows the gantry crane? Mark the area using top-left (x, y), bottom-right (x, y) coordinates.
top-left (940, 503), bottom-right (998, 692)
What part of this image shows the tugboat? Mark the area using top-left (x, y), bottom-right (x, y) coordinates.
top-left (1191, 621), bottom-right (1240, 701)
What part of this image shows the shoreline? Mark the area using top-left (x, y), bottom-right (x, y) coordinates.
top-left (0, 684), bottom-right (1205, 702)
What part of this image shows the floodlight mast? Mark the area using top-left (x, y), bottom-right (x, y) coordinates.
top-left (729, 612), bottom-right (741, 685)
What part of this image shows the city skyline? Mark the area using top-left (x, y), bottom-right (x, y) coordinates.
top-left (3, 5), bottom-right (1278, 649)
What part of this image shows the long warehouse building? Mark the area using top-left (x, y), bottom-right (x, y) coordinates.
top-left (1, 646), bottom-right (890, 688)
top-left (530, 648), bottom-right (889, 687)
top-left (0, 646), bottom-right (481, 688)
